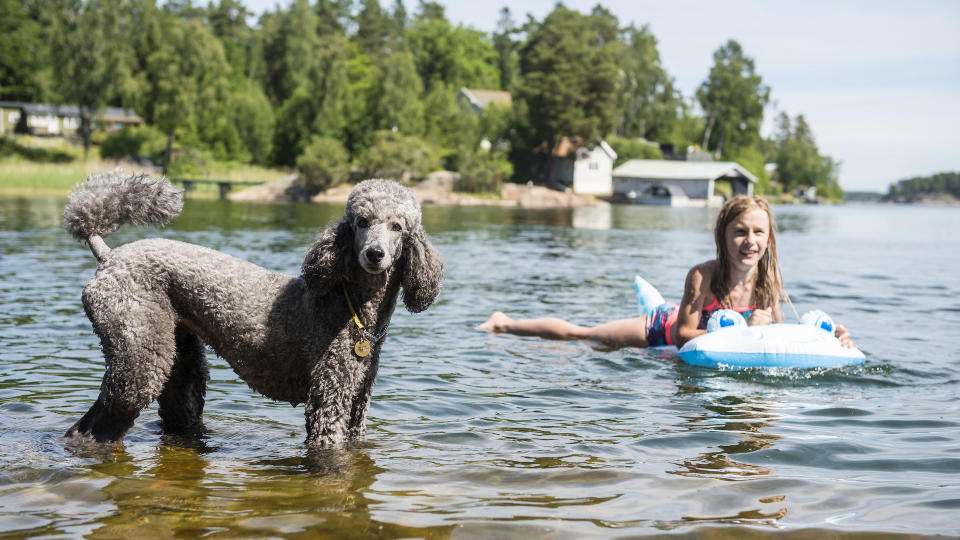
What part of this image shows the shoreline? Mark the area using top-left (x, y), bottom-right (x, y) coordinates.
top-left (229, 174), bottom-right (605, 208)
top-left (3, 184), bottom-right (957, 208)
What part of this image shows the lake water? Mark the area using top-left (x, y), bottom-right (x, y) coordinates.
top-left (1, 195), bottom-right (958, 538)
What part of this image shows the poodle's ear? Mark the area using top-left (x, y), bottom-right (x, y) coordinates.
top-left (400, 225), bottom-right (445, 313)
top-left (302, 219), bottom-right (354, 298)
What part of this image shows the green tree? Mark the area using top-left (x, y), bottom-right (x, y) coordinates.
top-left (614, 24), bottom-right (682, 143)
top-left (99, 124), bottom-right (168, 161)
top-left (260, 0), bottom-right (321, 105)
top-left (297, 136), bottom-right (351, 193)
top-left (355, 0), bottom-right (391, 54)
top-left (772, 112), bottom-right (841, 198)
top-left (456, 146), bottom-right (512, 194)
top-left (370, 47), bottom-right (424, 136)
top-left (358, 129), bottom-right (440, 181)
top-left (314, 0), bottom-right (350, 35)
top-left (312, 33), bottom-right (353, 138)
top-left (116, 0), bottom-right (166, 124)
top-left (206, 0), bottom-right (255, 79)
top-left (46, 0), bottom-right (131, 155)
top-left (725, 144), bottom-right (771, 195)
top-left (516, 4), bottom-right (619, 184)
top-left (272, 87), bottom-right (316, 166)
top-left (406, 8), bottom-right (500, 93)
top-left (477, 103), bottom-right (514, 149)
top-left (145, 13), bottom-right (231, 173)
top-left (342, 50), bottom-right (380, 155)
top-left (697, 40), bottom-right (769, 156)
top-left (606, 135), bottom-right (662, 166)
top-left (269, 26), bottom-right (352, 166)
top-left (389, 0), bottom-right (407, 36)
top-left (492, 7), bottom-right (520, 92)
top-left (421, 80), bottom-right (477, 164)
top-left (200, 79), bottom-right (274, 164)
top-left (415, 0), bottom-right (445, 22)
top-left (0, 0), bottom-right (46, 101)
top-left (886, 172), bottom-right (960, 201)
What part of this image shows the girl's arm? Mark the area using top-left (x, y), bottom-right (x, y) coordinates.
top-left (672, 262), bottom-right (712, 348)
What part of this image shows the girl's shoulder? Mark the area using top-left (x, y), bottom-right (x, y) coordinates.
top-left (687, 259), bottom-right (719, 282)
top-left (684, 260), bottom-right (718, 299)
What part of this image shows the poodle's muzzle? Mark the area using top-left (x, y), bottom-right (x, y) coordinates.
top-left (356, 222), bottom-right (403, 274)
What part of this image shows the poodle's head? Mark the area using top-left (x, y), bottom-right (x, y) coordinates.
top-left (344, 179), bottom-right (421, 274)
top-left (302, 179), bottom-right (444, 311)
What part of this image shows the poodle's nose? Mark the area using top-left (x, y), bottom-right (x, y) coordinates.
top-left (365, 247), bottom-right (385, 263)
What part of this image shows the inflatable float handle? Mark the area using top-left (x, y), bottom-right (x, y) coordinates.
top-left (706, 309), bottom-right (747, 333)
top-left (800, 310), bottom-right (835, 334)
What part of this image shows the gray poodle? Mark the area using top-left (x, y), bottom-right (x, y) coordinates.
top-left (62, 171), bottom-right (444, 448)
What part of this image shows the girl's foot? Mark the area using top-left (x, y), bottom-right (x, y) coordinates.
top-left (476, 311), bottom-right (512, 333)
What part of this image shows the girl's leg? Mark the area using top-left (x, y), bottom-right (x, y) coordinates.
top-left (477, 312), bottom-right (649, 347)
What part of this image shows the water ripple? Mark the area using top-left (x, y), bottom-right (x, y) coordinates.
top-left (1, 197), bottom-right (958, 537)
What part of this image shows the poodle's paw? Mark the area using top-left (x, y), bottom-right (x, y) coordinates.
top-left (476, 311), bottom-right (512, 333)
top-left (61, 427), bottom-right (125, 458)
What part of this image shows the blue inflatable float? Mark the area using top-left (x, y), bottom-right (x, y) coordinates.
top-left (635, 276), bottom-right (865, 369)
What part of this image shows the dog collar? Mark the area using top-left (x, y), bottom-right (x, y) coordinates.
top-left (342, 283), bottom-right (387, 357)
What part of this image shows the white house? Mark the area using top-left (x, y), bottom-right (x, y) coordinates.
top-left (612, 159), bottom-right (757, 207)
top-left (570, 140), bottom-right (617, 195)
top-left (548, 138), bottom-right (618, 195)
top-left (0, 101), bottom-right (141, 136)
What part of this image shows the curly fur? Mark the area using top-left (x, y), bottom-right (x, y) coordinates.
top-left (63, 172), bottom-right (444, 449)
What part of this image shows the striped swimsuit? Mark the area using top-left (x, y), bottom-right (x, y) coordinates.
top-left (646, 299), bottom-right (757, 347)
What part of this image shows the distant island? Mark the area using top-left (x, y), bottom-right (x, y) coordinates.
top-left (883, 172), bottom-right (959, 204)
top-left (843, 191), bottom-right (884, 202)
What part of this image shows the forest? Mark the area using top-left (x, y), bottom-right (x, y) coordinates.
top-left (0, 0), bottom-right (842, 198)
top-left (884, 172), bottom-right (960, 202)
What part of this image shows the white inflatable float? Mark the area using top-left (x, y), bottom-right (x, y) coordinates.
top-left (635, 276), bottom-right (865, 369)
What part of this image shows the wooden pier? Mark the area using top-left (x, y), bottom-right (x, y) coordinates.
top-left (168, 178), bottom-right (264, 199)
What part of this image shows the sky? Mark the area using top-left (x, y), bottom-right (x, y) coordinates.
top-left (241, 0), bottom-right (960, 192)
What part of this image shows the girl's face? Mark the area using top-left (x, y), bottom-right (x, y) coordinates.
top-left (724, 208), bottom-right (770, 274)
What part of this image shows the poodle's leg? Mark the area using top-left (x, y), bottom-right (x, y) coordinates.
top-left (157, 330), bottom-right (209, 434)
top-left (347, 368), bottom-right (378, 440)
top-left (304, 357), bottom-right (352, 448)
top-left (67, 292), bottom-right (178, 444)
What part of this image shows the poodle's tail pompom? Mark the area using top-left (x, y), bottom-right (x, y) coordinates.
top-left (64, 170), bottom-right (183, 242)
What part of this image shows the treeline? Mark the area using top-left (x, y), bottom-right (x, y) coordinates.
top-left (885, 172), bottom-right (960, 202)
top-left (0, 0), bottom-right (840, 197)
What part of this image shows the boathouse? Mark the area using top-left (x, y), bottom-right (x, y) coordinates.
top-left (612, 159), bottom-right (757, 207)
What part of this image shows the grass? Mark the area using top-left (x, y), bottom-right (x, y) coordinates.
top-left (0, 135), bottom-right (293, 197)
top-left (0, 160), bottom-right (108, 193)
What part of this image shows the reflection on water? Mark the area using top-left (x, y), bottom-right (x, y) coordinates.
top-left (79, 447), bottom-right (409, 538)
top-left (670, 393), bottom-right (781, 481)
top-left (2, 195), bottom-right (959, 537)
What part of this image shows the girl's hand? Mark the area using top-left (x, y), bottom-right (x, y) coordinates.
top-left (834, 324), bottom-right (856, 348)
top-left (747, 307), bottom-right (773, 326)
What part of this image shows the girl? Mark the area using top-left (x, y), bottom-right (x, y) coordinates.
top-left (477, 195), bottom-right (854, 348)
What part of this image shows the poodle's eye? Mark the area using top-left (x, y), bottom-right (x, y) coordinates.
top-left (391, 223), bottom-right (402, 232)
top-left (357, 218), bottom-right (369, 228)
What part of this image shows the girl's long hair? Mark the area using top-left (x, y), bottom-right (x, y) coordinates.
top-left (711, 195), bottom-right (790, 311)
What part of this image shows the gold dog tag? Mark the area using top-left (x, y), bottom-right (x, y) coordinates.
top-left (354, 339), bottom-right (371, 357)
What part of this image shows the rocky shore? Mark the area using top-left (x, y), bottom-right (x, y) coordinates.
top-left (228, 171), bottom-right (604, 208)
